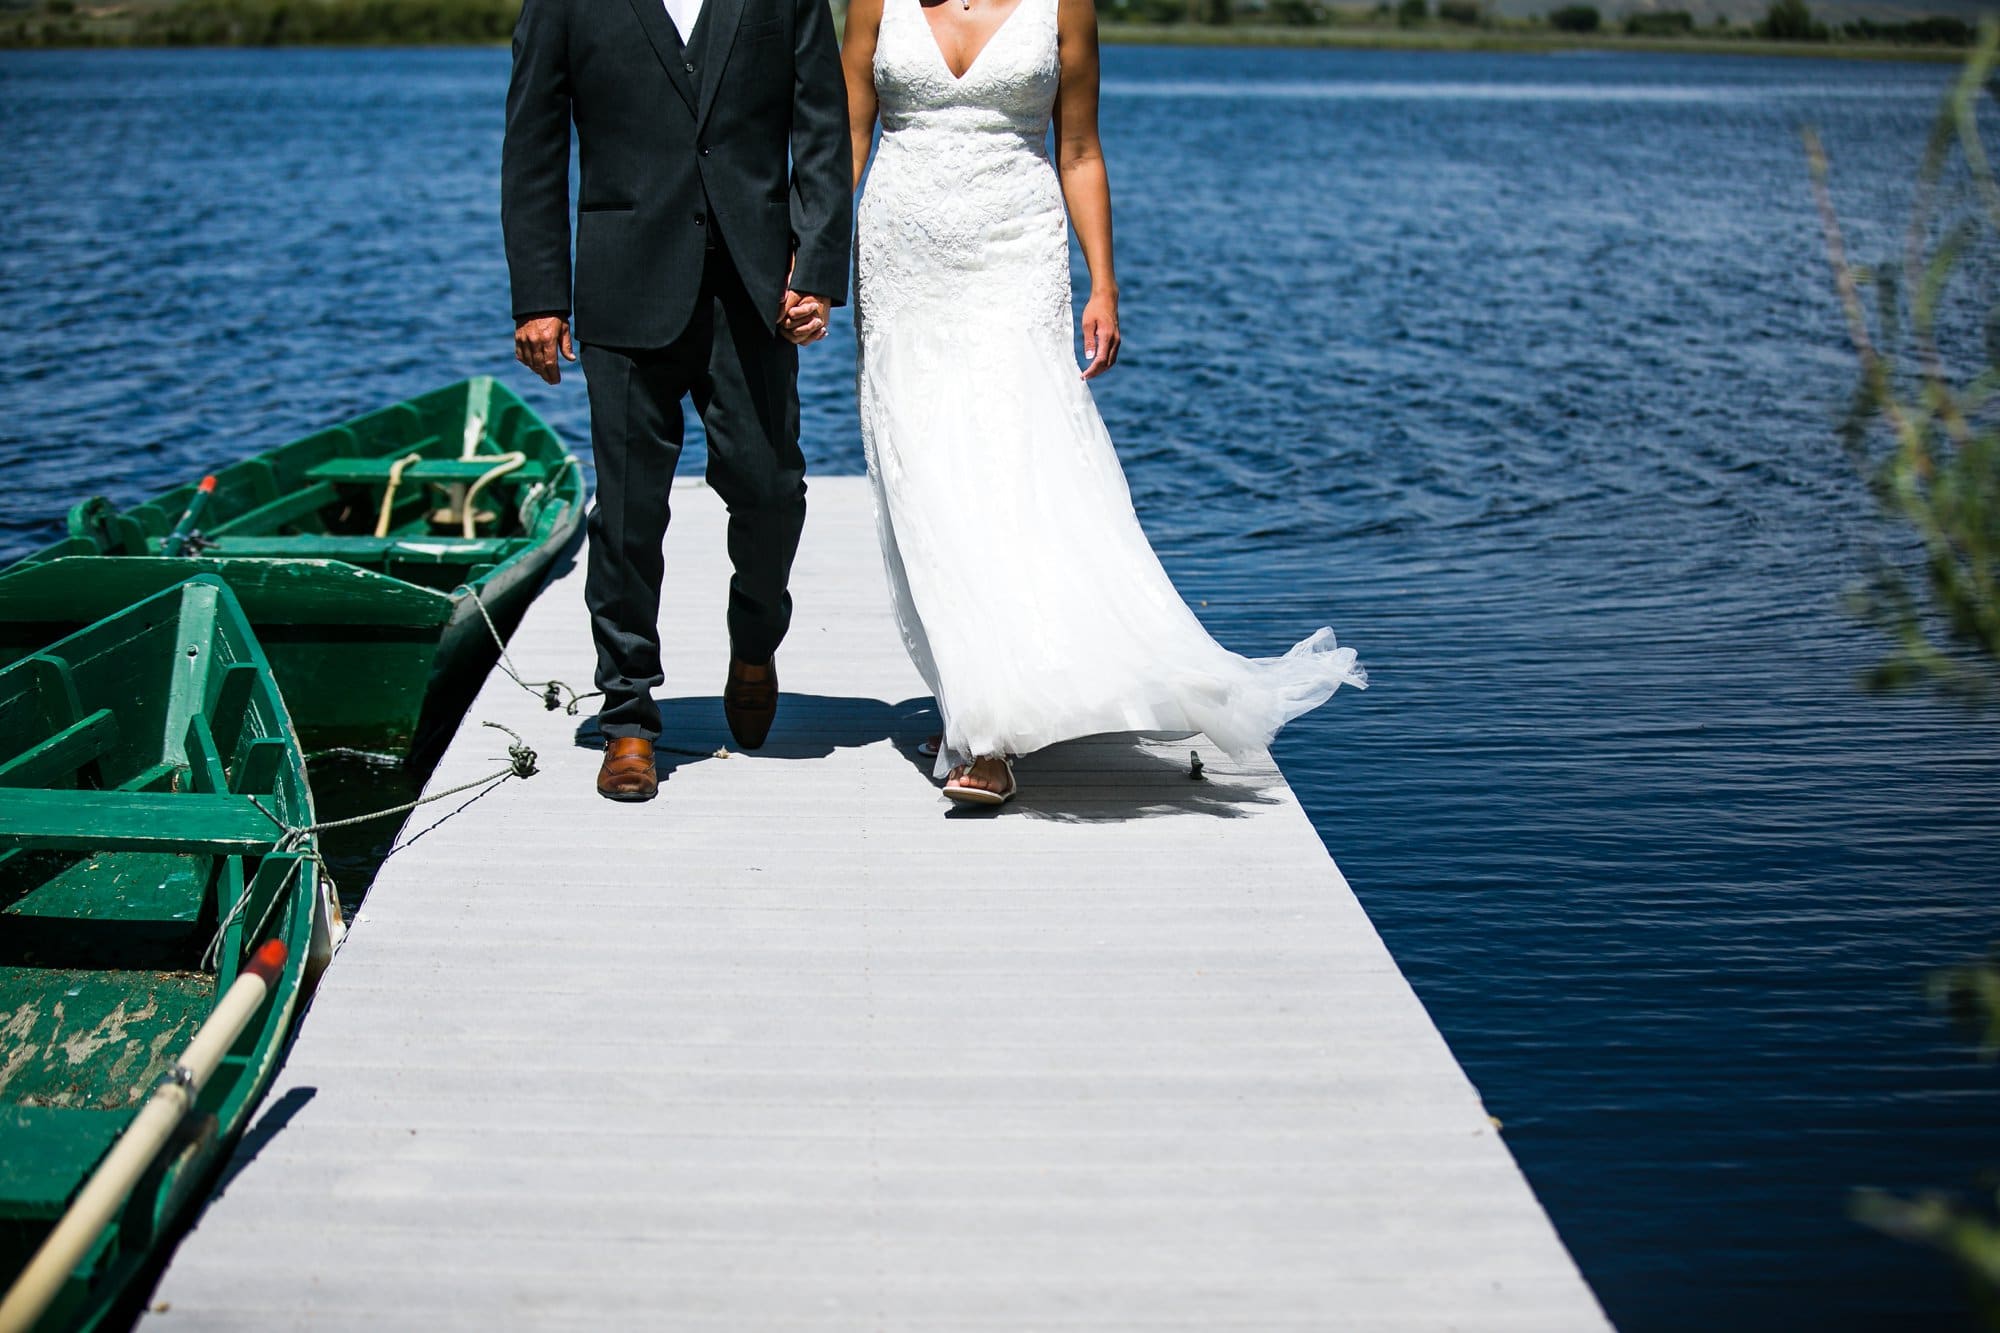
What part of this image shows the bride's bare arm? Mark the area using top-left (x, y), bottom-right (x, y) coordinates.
top-left (1052, 0), bottom-right (1119, 379)
top-left (842, 0), bottom-right (884, 193)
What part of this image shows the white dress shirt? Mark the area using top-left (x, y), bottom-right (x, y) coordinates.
top-left (664, 0), bottom-right (704, 44)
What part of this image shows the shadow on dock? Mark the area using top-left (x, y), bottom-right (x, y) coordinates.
top-left (104, 1086), bottom-right (319, 1330)
top-left (204, 1086), bottom-right (318, 1203)
top-left (572, 692), bottom-right (1284, 822)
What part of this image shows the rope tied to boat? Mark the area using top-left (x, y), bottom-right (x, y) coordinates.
top-left (460, 452), bottom-right (527, 538)
top-left (456, 582), bottom-right (738, 761)
top-left (199, 723), bottom-right (540, 972)
top-left (290, 723), bottom-right (540, 837)
top-left (456, 581), bottom-right (604, 717)
top-left (372, 452), bottom-right (426, 540)
top-left (514, 454), bottom-right (582, 531)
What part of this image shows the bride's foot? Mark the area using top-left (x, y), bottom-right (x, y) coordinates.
top-left (943, 755), bottom-right (1016, 806)
top-left (917, 732), bottom-right (943, 758)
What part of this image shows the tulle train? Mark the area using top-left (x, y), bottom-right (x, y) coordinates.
top-left (859, 305), bottom-right (1365, 779)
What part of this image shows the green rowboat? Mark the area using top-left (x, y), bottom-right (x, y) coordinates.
top-left (0, 378), bottom-right (586, 759)
top-left (0, 576), bottom-right (332, 1332)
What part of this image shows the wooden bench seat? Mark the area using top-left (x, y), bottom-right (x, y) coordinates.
top-left (199, 535), bottom-right (517, 563)
top-left (0, 790), bottom-right (285, 855)
top-left (0, 1104), bottom-right (137, 1220)
top-left (0, 709), bottom-right (118, 789)
top-left (305, 458), bottom-right (552, 485)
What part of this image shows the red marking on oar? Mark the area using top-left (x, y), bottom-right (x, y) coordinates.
top-left (197, 475), bottom-right (218, 493)
top-left (244, 939), bottom-right (288, 984)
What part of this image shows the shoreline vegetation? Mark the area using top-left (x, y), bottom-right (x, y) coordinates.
top-left (0, 0), bottom-right (1975, 58)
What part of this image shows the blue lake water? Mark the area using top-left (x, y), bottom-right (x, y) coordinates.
top-left (3, 42), bottom-right (1997, 1330)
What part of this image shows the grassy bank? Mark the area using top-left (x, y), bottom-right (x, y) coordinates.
top-left (0, 0), bottom-right (1970, 58)
top-left (0, 0), bottom-right (519, 46)
top-left (1097, 21), bottom-right (1969, 60)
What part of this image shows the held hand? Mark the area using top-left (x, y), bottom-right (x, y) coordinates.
top-left (1080, 291), bottom-right (1120, 381)
top-left (514, 315), bottom-right (575, 385)
top-left (778, 291), bottom-right (830, 346)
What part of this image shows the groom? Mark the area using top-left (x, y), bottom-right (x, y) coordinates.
top-left (502, 0), bottom-right (850, 801)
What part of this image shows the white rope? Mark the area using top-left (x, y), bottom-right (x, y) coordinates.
top-left (461, 451), bottom-right (527, 538)
top-left (372, 451), bottom-right (425, 539)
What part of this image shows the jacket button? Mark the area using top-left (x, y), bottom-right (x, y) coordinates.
top-left (693, 213), bottom-right (705, 226)
top-left (700, 145), bottom-right (710, 156)
top-left (684, 61), bottom-right (695, 72)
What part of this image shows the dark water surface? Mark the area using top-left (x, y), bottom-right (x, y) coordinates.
top-left (4, 44), bottom-right (1997, 1331)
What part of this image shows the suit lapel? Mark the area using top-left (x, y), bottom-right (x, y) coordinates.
top-left (692, 0), bottom-right (745, 131)
top-left (622, 0), bottom-right (698, 116)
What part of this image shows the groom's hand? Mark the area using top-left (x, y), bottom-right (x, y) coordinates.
top-left (778, 291), bottom-right (830, 345)
top-left (514, 315), bottom-right (575, 384)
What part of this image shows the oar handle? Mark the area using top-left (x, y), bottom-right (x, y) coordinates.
top-left (0, 940), bottom-right (288, 1333)
top-left (160, 474), bottom-right (218, 558)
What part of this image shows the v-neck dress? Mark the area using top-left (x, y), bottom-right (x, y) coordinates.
top-left (855, 0), bottom-right (1365, 776)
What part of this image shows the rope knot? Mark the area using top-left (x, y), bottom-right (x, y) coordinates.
top-left (454, 581), bottom-right (601, 719)
top-left (480, 721), bottom-right (539, 779)
top-left (508, 742), bottom-right (539, 779)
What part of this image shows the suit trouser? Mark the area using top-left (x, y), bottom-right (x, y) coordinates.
top-left (580, 240), bottom-right (806, 741)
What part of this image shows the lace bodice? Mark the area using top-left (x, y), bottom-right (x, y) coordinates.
top-left (855, 0), bottom-right (1070, 339)
top-left (874, 0), bottom-right (1059, 135)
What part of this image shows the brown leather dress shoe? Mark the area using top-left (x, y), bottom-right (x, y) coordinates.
top-left (722, 656), bottom-right (778, 750)
top-left (596, 736), bottom-right (658, 802)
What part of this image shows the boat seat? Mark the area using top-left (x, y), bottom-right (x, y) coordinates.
top-left (0, 1104), bottom-right (136, 1220)
top-left (306, 458), bottom-right (552, 485)
top-left (5, 846), bottom-right (207, 925)
top-left (0, 708), bottom-right (117, 789)
top-left (0, 790), bottom-right (285, 855)
top-left (199, 536), bottom-right (516, 563)
top-left (204, 481), bottom-right (341, 537)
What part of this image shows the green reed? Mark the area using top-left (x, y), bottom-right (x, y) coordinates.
top-left (1809, 27), bottom-right (2000, 1321)
top-left (1808, 27), bottom-right (2000, 705)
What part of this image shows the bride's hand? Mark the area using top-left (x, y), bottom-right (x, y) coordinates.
top-left (1080, 290), bottom-right (1120, 381)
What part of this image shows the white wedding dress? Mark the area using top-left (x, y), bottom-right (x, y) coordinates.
top-left (855, 0), bottom-right (1365, 778)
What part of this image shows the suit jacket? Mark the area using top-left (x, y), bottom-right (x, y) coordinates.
top-left (502, 0), bottom-right (852, 349)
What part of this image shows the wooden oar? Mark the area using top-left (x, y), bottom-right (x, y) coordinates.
top-left (0, 940), bottom-right (289, 1333)
top-left (159, 475), bottom-right (218, 557)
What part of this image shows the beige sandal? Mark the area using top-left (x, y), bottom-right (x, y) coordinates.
top-left (943, 758), bottom-right (1016, 806)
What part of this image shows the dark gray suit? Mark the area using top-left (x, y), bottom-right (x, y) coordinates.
top-left (502, 0), bottom-right (851, 740)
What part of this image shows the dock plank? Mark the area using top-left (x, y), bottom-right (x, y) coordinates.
top-left (146, 477), bottom-right (1605, 1330)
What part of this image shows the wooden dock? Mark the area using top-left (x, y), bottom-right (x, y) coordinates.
top-left (146, 476), bottom-right (1607, 1330)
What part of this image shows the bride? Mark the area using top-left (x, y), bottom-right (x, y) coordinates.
top-left (819, 0), bottom-right (1365, 805)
